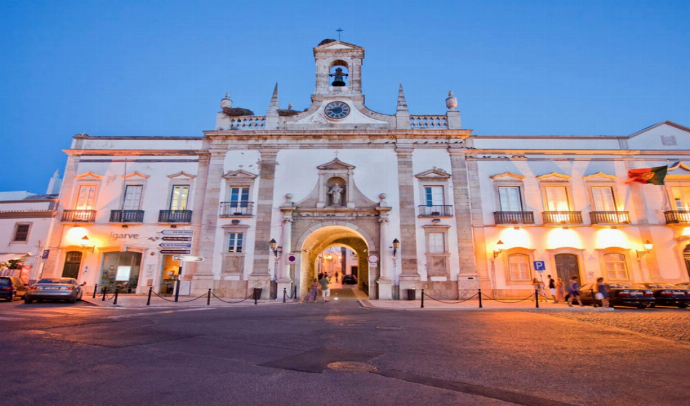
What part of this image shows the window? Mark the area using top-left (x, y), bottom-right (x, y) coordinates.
top-left (229, 187), bottom-right (250, 208)
top-left (545, 186), bottom-right (570, 211)
top-left (508, 254), bottom-right (531, 281)
top-left (591, 186), bottom-right (616, 211)
top-left (498, 186), bottom-right (523, 211)
top-left (76, 185), bottom-right (97, 210)
top-left (672, 186), bottom-right (690, 211)
top-left (227, 233), bottom-right (243, 253)
top-left (13, 224), bottom-right (30, 242)
top-left (604, 253), bottom-right (628, 280)
top-left (424, 186), bottom-right (444, 206)
top-left (170, 186), bottom-right (189, 210)
top-left (427, 233), bottom-right (445, 254)
top-left (123, 185), bottom-right (143, 210)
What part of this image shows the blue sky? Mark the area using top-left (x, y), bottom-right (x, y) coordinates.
top-left (1, 0), bottom-right (689, 193)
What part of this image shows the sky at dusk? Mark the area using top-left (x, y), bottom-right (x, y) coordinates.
top-left (1, 0), bottom-right (689, 193)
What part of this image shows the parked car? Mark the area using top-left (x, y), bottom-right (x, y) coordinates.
top-left (0, 276), bottom-right (28, 302)
top-left (580, 283), bottom-right (655, 309)
top-left (24, 278), bottom-right (83, 304)
top-left (643, 283), bottom-right (690, 308)
top-left (342, 274), bottom-right (357, 285)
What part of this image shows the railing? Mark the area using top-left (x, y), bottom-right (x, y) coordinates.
top-left (410, 115), bottom-right (448, 129)
top-left (158, 210), bottom-right (192, 223)
top-left (109, 210), bottom-right (145, 223)
top-left (223, 116), bottom-right (266, 130)
top-left (590, 211), bottom-right (630, 225)
top-left (493, 211), bottom-right (535, 225)
top-left (664, 210), bottom-right (690, 224)
top-left (61, 210), bottom-right (96, 222)
top-left (219, 202), bottom-right (254, 217)
top-left (418, 205), bottom-right (454, 217)
top-left (542, 211), bottom-right (583, 225)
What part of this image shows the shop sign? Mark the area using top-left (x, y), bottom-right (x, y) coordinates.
top-left (160, 249), bottom-right (191, 254)
top-left (161, 230), bottom-right (193, 236)
top-left (173, 255), bottom-right (204, 262)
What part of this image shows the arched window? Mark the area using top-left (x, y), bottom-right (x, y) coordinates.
top-left (329, 61), bottom-right (349, 87)
top-left (508, 253), bottom-right (531, 281)
top-left (604, 253), bottom-right (628, 280)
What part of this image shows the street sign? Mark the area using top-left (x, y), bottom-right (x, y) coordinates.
top-left (287, 253), bottom-right (298, 264)
top-left (533, 261), bottom-right (546, 272)
top-left (41, 250), bottom-right (50, 259)
top-left (160, 249), bottom-right (191, 254)
top-left (159, 243), bottom-right (192, 248)
top-left (173, 255), bottom-right (205, 262)
top-left (368, 254), bottom-right (379, 263)
top-left (161, 236), bottom-right (192, 241)
top-left (161, 230), bottom-right (193, 236)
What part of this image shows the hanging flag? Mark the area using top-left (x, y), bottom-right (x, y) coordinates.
top-left (627, 165), bottom-right (668, 185)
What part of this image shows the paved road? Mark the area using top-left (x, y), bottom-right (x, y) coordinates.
top-left (1, 299), bottom-right (687, 406)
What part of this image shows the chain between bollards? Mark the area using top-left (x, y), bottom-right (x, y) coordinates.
top-left (421, 289), bottom-right (424, 308)
top-left (283, 287), bottom-right (287, 303)
top-left (535, 289), bottom-right (539, 308)
top-left (147, 287), bottom-right (152, 306)
top-left (101, 286), bottom-right (107, 301)
top-left (113, 288), bottom-right (119, 305)
top-left (92, 283), bottom-right (98, 299)
top-left (478, 288), bottom-right (483, 308)
top-left (207, 288), bottom-right (211, 306)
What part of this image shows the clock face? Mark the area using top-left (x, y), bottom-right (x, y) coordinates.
top-left (324, 101), bottom-right (351, 119)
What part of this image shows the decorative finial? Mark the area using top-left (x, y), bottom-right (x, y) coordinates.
top-left (446, 90), bottom-right (458, 111)
top-left (221, 92), bottom-right (232, 109)
top-left (336, 28), bottom-right (344, 41)
top-left (288, 102), bottom-right (293, 110)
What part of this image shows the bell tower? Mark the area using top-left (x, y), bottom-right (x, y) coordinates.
top-left (312, 39), bottom-right (364, 101)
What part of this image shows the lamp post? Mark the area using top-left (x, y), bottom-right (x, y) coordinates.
top-left (269, 238), bottom-right (281, 257)
top-left (392, 238), bottom-right (400, 257)
top-left (81, 235), bottom-right (95, 253)
top-left (493, 240), bottom-right (504, 259)
top-left (636, 240), bottom-right (653, 259)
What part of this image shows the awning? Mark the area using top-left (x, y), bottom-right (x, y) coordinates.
top-left (0, 253), bottom-right (29, 263)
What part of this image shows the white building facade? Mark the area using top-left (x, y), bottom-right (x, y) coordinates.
top-left (41, 40), bottom-right (690, 299)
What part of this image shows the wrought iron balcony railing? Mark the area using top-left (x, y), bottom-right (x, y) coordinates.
top-left (158, 210), bottom-right (192, 223)
top-left (590, 211), bottom-right (630, 225)
top-left (494, 211), bottom-right (535, 225)
top-left (61, 210), bottom-right (96, 222)
top-left (542, 211), bottom-right (583, 225)
top-left (109, 210), bottom-right (145, 223)
top-left (219, 202), bottom-right (254, 217)
top-left (418, 205), bottom-right (454, 217)
top-left (664, 210), bottom-right (690, 224)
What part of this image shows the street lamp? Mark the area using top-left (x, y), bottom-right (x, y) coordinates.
top-left (493, 240), bottom-right (504, 259)
top-left (81, 235), bottom-right (95, 253)
top-left (637, 240), bottom-right (653, 259)
top-left (269, 239), bottom-right (281, 257)
top-left (392, 238), bottom-right (400, 257)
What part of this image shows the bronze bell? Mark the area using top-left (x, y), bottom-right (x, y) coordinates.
top-left (330, 67), bottom-right (348, 87)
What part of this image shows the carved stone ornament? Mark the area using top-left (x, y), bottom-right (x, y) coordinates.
top-left (445, 91), bottom-right (458, 110)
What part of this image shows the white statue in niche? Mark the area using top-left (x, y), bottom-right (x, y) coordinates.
top-left (328, 184), bottom-right (344, 206)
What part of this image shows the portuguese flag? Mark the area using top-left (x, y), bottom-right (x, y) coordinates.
top-left (627, 165), bottom-right (668, 185)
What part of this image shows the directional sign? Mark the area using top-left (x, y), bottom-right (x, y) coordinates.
top-left (161, 236), bottom-right (192, 241)
top-left (533, 261), bottom-right (546, 272)
top-left (173, 255), bottom-right (205, 262)
top-left (161, 230), bottom-right (193, 236)
top-left (160, 243), bottom-right (192, 248)
top-left (160, 249), bottom-right (191, 255)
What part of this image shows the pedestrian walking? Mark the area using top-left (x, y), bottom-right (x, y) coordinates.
top-left (567, 276), bottom-right (584, 307)
top-left (318, 274), bottom-right (330, 302)
top-left (302, 279), bottom-right (319, 303)
top-left (595, 277), bottom-right (610, 308)
top-left (532, 277), bottom-right (548, 301)
top-left (555, 277), bottom-right (566, 303)
top-left (547, 275), bottom-right (556, 298)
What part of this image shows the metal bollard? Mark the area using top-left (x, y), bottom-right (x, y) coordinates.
top-left (207, 289), bottom-right (211, 306)
top-left (283, 287), bottom-right (287, 303)
top-left (535, 289), bottom-right (539, 308)
top-left (478, 288), bottom-right (483, 308)
top-left (92, 283), bottom-right (98, 299)
top-left (591, 289), bottom-right (596, 307)
top-left (421, 289), bottom-right (424, 309)
top-left (254, 288), bottom-right (258, 305)
top-left (102, 286), bottom-right (107, 301)
top-left (293, 285), bottom-right (297, 299)
top-left (147, 287), bottom-right (152, 306)
top-left (113, 288), bottom-right (119, 305)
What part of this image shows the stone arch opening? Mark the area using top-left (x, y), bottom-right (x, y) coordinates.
top-left (329, 60), bottom-right (349, 87)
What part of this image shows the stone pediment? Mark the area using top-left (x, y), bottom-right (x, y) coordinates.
top-left (222, 169), bottom-right (258, 179)
top-left (167, 171), bottom-right (196, 180)
top-left (315, 40), bottom-right (362, 51)
top-left (491, 172), bottom-right (525, 181)
top-left (75, 171), bottom-right (103, 180)
top-left (317, 158), bottom-right (355, 171)
top-left (537, 172), bottom-right (571, 181)
top-left (667, 162), bottom-right (690, 179)
top-left (415, 168), bottom-right (451, 180)
top-left (123, 171), bottom-right (150, 180)
top-left (583, 172), bottom-right (616, 182)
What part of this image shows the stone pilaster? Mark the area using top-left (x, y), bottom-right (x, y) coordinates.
top-left (448, 149), bottom-right (480, 291)
top-left (250, 149), bottom-right (279, 298)
top-left (376, 214), bottom-right (393, 299)
top-left (276, 213), bottom-right (294, 299)
top-left (625, 161), bottom-right (660, 280)
top-left (395, 147), bottom-right (419, 299)
top-left (184, 153), bottom-right (210, 281)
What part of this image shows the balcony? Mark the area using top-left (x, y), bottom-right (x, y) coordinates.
top-left (494, 211), bottom-right (535, 225)
top-left (219, 202), bottom-right (254, 217)
top-left (61, 210), bottom-right (96, 223)
top-left (418, 205), bottom-right (454, 217)
top-left (158, 210), bottom-right (192, 223)
top-left (664, 210), bottom-right (690, 224)
top-left (590, 211), bottom-right (630, 225)
top-left (109, 210), bottom-right (145, 223)
top-left (542, 211), bottom-right (583, 225)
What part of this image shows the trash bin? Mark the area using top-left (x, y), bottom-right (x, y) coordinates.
top-left (406, 289), bottom-right (416, 300)
top-left (253, 288), bottom-right (262, 300)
